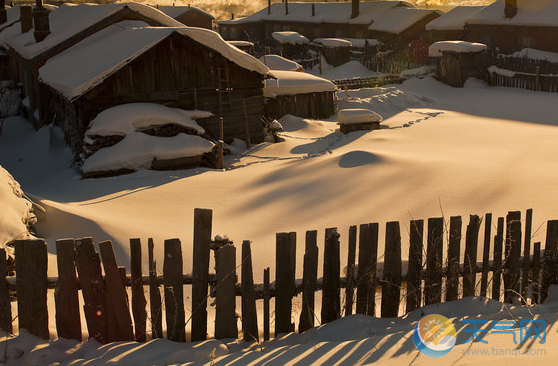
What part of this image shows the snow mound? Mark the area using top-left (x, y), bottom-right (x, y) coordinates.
top-left (0, 166), bottom-right (35, 247)
top-left (264, 70), bottom-right (337, 97)
top-left (400, 66), bottom-right (436, 78)
top-left (311, 60), bottom-right (376, 81)
top-left (259, 54), bottom-right (303, 72)
top-left (511, 48), bottom-right (558, 63)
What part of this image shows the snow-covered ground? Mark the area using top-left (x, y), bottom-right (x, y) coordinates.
top-left (1, 76), bottom-right (558, 364)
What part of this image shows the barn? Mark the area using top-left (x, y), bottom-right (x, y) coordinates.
top-left (5, 2), bottom-right (183, 128)
top-left (156, 5), bottom-right (215, 30)
top-left (38, 21), bottom-right (272, 154)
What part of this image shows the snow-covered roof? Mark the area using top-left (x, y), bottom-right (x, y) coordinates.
top-left (264, 70), bottom-right (336, 97)
top-left (272, 31), bottom-right (309, 45)
top-left (425, 6), bottom-right (485, 31)
top-left (39, 22), bottom-right (272, 100)
top-left (6, 2), bottom-right (183, 60)
top-left (259, 55), bottom-right (303, 72)
top-left (156, 5), bottom-right (215, 20)
top-left (368, 7), bottom-right (442, 34)
top-left (429, 40), bottom-right (487, 57)
top-left (465, 0), bottom-right (558, 28)
top-left (313, 38), bottom-right (380, 48)
top-left (219, 1), bottom-right (413, 26)
top-left (322, 38), bottom-right (352, 48)
top-left (338, 109), bottom-right (382, 125)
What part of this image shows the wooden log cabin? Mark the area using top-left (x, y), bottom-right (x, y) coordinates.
top-left (38, 22), bottom-right (272, 154)
top-left (425, 6), bottom-right (486, 44)
top-left (5, 3), bottom-right (184, 128)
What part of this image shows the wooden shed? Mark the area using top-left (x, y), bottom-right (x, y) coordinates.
top-left (156, 5), bottom-right (215, 30)
top-left (38, 23), bottom-right (272, 154)
top-left (429, 41), bottom-right (488, 87)
top-left (5, 3), bottom-right (183, 128)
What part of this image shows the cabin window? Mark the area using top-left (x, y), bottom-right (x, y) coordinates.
top-left (313, 27), bottom-right (321, 39)
top-left (230, 27), bottom-right (238, 39)
top-left (479, 34), bottom-right (495, 49)
top-left (273, 24), bottom-right (281, 32)
top-left (335, 29), bottom-right (343, 38)
top-left (248, 28), bottom-right (258, 41)
top-left (355, 30), bottom-right (364, 39)
top-left (220, 26), bottom-right (228, 39)
top-left (517, 35), bottom-right (534, 50)
top-left (282, 25), bottom-right (291, 31)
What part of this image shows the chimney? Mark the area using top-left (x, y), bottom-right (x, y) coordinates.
top-left (231, 13), bottom-right (234, 19)
top-left (0, 0), bottom-right (6, 25)
top-left (20, 5), bottom-right (33, 33)
top-left (351, 0), bottom-right (359, 19)
top-left (33, 0), bottom-right (50, 42)
top-left (268, 0), bottom-right (271, 15)
top-left (312, 3), bottom-right (315, 16)
top-left (285, 0), bottom-right (289, 15)
top-left (504, 0), bottom-right (517, 19)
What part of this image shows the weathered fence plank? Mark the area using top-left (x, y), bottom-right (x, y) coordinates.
top-left (345, 225), bottom-right (357, 316)
top-left (148, 238), bottom-right (163, 339)
top-left (299, 230), bottom-right (318, 333)
top-left (241, 240), bottom-right (258, 342)
top-left (163, 238), bottom-right (185, 342)
top-left (381, 222), bottom-right (401, 318)
top-left (480, 213), bottom-right (492, 297)
top-left (446, 216), bottom-right (462, 302)
top-left (406, 220), bottom-right (423, 312)
top-left (99, 240), bottom-right (134, 342)
top-left (74, 237), bottom-right (107, 343)
top-left (531, 242), bottom-right (541, 304)
top-left (504, 211), bottom-right (522, 303)
top-left (263, 267), bottom-right (270, 341)
top-left (425, 218), bottom-right (444, 305)
top-left (541, 220), bottom-right (558, 303)
top-left (0, 249), bottom-right (11, 334)
top-left (130, 238), bottom-right (146, 342)
top-left (356, 223), bottom-right (378, 316)
top-left (521, 209), bottom-right (533, 303)
top-left (54, 239), bottom-right (80, 341)
top-left (215, 244), bottom-right (238, 339)
top-left (275, 232), bottom-right (295, 335)
top-left (463, 215), bottom-right (481, 298)
top-left (191, 208), bottom-right (213, 342)
top-left (322, 228), bottom-right (341, 324)
top-left (492, 218), bottom-right (504, 301)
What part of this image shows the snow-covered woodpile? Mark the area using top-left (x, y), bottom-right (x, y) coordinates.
top-left (337, 108), bottom-right (383, 134)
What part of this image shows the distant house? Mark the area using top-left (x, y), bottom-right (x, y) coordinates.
top-left (218, 1), bottom-right (413, 45)
top-left (38, 22), bottom-right (272, 153)
top-left (465, 0), bottom-right (558, 54)
top-left (425, 6), bottom-right (485, 43)
top-left (4, 2), bottom-right (183, 128)
top-left (156, 5), bottom-right (215, 30)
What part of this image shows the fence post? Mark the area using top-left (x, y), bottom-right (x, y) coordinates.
top-left (241, 240), bottom-right (258, 342)
top-left (492, 218), bottom-right (504, 301)
top-left (463, 215), bottom-right (481, 298)
top-left (99, 240), bottom-right (134, 342)
top-left (14, 239), bottom-right (49, 340)
top-left (480, 213), bottom-right (492, 297)
top-left (130, 238), bottom-right (146, 342)
top-left (263, 268), bottom-right (270, 341)
top-left (504, 211), bottom-right (522, 303)
top-left (148, 238), bottom-right (163, 339)
top-left (531, 242), bottom-right (541, 304)
top-left (74, 237), bottom-right (107, 343)
top-left (55, 239), bottom-right (81, 341)
top-left (446, 216), bottom-right (462, 302)
top-left (215, 244), bottom-right (238, 339)
top-left (541, 220), bottom-right (558, 303)
top-left (345, 226), bottom-right (357, 316)
top-left (406, 220), bottom-right (423, 313)
top-left (381, 222), bottom-right (401, 318)
top-left (356, 223), bottom-right (378, 316)
top-left (425, 218), bottom-right (444, 305)
top-left (191, 208), bottom-right (213, 342)
top-left (0, 249), bottom-right (11, 334)
top-left (164, 238), bottom-right (185, 342)
top-left (275, 232), bottom-right (295, 335)
top-left (322, 228), bottom-right (340, 324)
top-left (299, 230), bottom-right (318, 333)
top-left (521, 209), bottom-right (533, 303)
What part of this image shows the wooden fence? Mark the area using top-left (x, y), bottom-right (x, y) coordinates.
top-left (333, 75), bottom-right (402, 90)
top-left (488, 54), bottom-right (558, 92)
top-left (2, 208), bottom-right (557, 344)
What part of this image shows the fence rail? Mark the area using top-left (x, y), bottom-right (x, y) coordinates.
top-left (488, 54), bottom-right (558, 93)
top-left (2, 208), bottom-right (557, 344)
top-left (332, 75), bottom-right (402, 90)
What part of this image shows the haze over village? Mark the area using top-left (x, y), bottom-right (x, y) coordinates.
top-left (1, 0), bottom-right (558, 365)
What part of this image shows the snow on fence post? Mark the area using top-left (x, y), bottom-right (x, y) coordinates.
top-left (54, 239), bottom-right (81, 341)
top-left (74, 237), bottom-right (107, 344)
top-left (531, 242), bottom-right (541, 304)
top-left (425, 218), bottom-right (444, 305)
top-left (241, 240), bottom-right (258, 342)
top-left (381, 222), bottom-right (401, 318)
top-left (480, 213), bottom-right (493, 297)
top-left (541, 220), bottom-right (558, 303)
top-left (492, 218), bottom-right (505, 301)
top-left (299, 230), bottom-right (318, 333)
top-left (275, 232), bottom-right (295, 335)
top-left (463, 215), bottom-right (481, 298)
top-left (148, 238), bottom-right (163, 339)
top-left (99, 240), bottom-right (134, 342)
top-left (263, 267), bottom-right (270, 341)
top-left (130, 238), bottom-right (146, 342)
top-left (321, 228), bottom-right (340, 324)
top-left (215, 243), bottom-right (238, 339)
top-left (406, 220), bottom-right (423, 313)
top-left (14, 239), bottom-right (49, 340)
top-left (521, 209), bottom-right (533, 304)
top-left (356, 223), bottom-right (378, 316)
top-left (163, 238), bottom-right (186, 342)
top-left (446, 216), bottom-right (462, 302)
top-left (191, 208), bottom-right (213, 342)
top-left (344, 226), bottom-right (357, 316)
top-left (0, 248), bottom-right (11, 334)
top-left (504, 211), bottom-right (522, 304)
